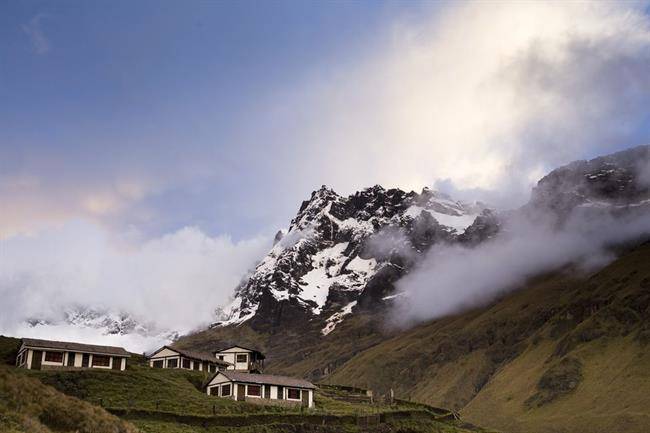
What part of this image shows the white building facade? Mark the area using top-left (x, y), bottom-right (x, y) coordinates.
top-left (206, 371), bottom-right (315, 408)
top-left (213, 346), bottom-right (265, 372)
top-left (148, 346), bottom-right (230, 373)
top-left (16, 338), bottom-right (130, 371)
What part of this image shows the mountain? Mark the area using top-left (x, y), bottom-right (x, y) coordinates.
top-left (215, 185), bottom-right (488, 334)
top-left (176, 145), bottom-right (650, 433)
top-left (24, 306), bottom-right (179, 346)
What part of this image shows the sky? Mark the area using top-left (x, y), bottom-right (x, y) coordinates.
top-left (3, 0), bottom-right (650, 350)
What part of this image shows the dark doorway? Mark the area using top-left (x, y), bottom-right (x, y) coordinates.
top-left (112, 357), bottom-right (122, 370)
top-left (302, 390), bottom-right (309, 407)
top-left (67, 352), bottom-right (76, 367)
top-left (237, 384), bottom-right (245, 401)
top-left (277, 386), bottom-right (284, 399)
top-left (264, 385), bottom-right (271, 399)
top-left (31, 350), bottom-right (42, 370)
top-left (82, 353), bottom-right (90, 368)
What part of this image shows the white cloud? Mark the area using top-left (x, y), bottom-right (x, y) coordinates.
top-left (0, 220), bottom-right (270, 349)
top-left (22, 13), bottom-right (50, 54)
top-left (392, 206), bottom-right (650, 326)
top-left (264, 1), bottom-right (650, 207)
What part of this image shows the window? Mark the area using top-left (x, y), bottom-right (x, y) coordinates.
top-left (167, 358), bottom-right (178, 368)
top-left (45, 351), bottom-right (63, 363)
top-left (218, 355), bottom-right (224, 360)
top-left (182, 358), bottom-right (191, 369)
top-left (287, 388), bottom-right (301, 400)
top-left (236, 354), bottom-right (247, 363)
top-left (246, 385), bottom-right (261, 397)
top-left (92, 355), bottom-right (110, 367)
top-left (153, 360), bottom-right (163, 368)
top-left (221, 384), bottom-right (231, 396)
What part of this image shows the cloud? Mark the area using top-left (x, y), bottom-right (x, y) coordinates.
top-left (258, 1), bottom-right (650, 207)
top-left (392, 205), bottom-right (650, 326)
top-left (0, 172), bottom-right (156, 239)
top-left (0, 220), bottom-right (270, 349)
top-left (22, 13), bottom-right (50, 54)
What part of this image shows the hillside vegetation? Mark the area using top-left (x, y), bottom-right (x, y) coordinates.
top-left (0, 365), bottom-right (137, 433)
top-left (179, 242), bottom-right (650, 433)
top-left (0, 337), bottom-right (486, 433)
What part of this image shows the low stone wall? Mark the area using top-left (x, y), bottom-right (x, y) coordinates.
top-left (244, 397), bottom-right (302, 408)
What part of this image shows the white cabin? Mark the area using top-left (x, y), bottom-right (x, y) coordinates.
top-left (213, 346), bottom-right (265, 372)
top-left (206, 371), bottom-right (315, 408)
top-left (148, 346), bottom-right (230, 373)
top-left (16, 338), bottom-right (130, 371)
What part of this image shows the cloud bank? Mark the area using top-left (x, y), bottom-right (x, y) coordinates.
top-left (0, 221), bottom-right (269, 350)
top-left (393, 205), bottom-right (650, 326)
top-left (266, 1), bottom-right (650, 207)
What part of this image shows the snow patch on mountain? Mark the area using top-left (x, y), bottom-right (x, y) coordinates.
top-left (322, 301), bottom-right (357, 336)
top-left (213, 184), bottom-right (488, 329)
top-left (404, 206), bottom-right (478, 233)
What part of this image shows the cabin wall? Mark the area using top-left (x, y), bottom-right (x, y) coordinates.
top-left (18, 348), bottom-right (127, 371)
top-left (206, 378), bottom-right (314, 408)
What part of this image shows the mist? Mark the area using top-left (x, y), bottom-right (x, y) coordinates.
top-left (0, 221), bottom-right (270, 350)
top-left (393, 205), bottom-right (650, 326)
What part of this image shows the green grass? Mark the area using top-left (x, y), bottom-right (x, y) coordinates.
top-left (0, 335), bottom-right (21, 366)
top-left (3, 361), bottom-right (480, 432)
top-left (29, 363), bottom-right (432, 418)
top-left (32, 364), bottom-right (289, 416)
top-left (0, 365), bottom-right (137, 433)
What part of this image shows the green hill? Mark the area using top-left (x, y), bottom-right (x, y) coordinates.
top-left (177, 242), bottom-right (650, 433)
top-left (0, 337), bottom-right (486, 433)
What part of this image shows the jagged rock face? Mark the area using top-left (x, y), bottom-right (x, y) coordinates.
top-left (217, 185), bottom-right (485, 334)
top-left (528, 145), bottom-right (650, 217)
top-left (216, 145), bottom-right (650, 336)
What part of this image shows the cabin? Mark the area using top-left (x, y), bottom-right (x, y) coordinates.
top-left (148, 346), bottom-right (230, 373)
top-left (206, 371), bottom-right (315, 408)
top-left (213, 345), bottom-right (265, 372)
top-left (16, 338), bottom-right (130, 371)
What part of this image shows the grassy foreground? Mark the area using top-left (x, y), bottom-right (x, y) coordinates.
top-left (0, 336), bottom-right (487, 433)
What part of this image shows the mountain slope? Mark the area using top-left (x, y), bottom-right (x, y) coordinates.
top-left (325, 242), bottom-right (650, 433)
top-left (176, 145), bottom-right (650, 433)
top-left (216, 185), bottom-right (486, 335)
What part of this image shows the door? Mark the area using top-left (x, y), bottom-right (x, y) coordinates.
top-left (82, 353), bottom-right (90, 368)
top-left (237, 384), bottom-right (245, 401)
top-left (301, 390), bottom-right (309, 407)
top-left (67, 352), bottom-right (76, 367)
top-left (31, 350), bottom-right (42, 370)
top-left (277, 386), bottom-right (283, 400)
top-left (112, 357), bottom-right (122, 370)
top-left (264, 385), bottom-right (271, 399)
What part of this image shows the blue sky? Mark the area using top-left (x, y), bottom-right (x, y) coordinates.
top-left (1, 0), bottom-right (432, 239)
top-left (4, 0), bottom-right (650, 242)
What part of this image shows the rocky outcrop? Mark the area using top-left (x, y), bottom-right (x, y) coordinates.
top-left (215, 185), bottom-right (485, 334)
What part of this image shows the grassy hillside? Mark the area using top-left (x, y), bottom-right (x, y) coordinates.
top-left (178, 242), bottom-right (650, 433)
top-left (1, 335), bottom-right (484, 432)
top-left (0, 335), bottom-right (21, 365)
top-left (325, 242), bottom-right (650, 433)
top-left (0, 365), bottom-right (137, 433)
top-left (0, 356), bottom-right (486, 433)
